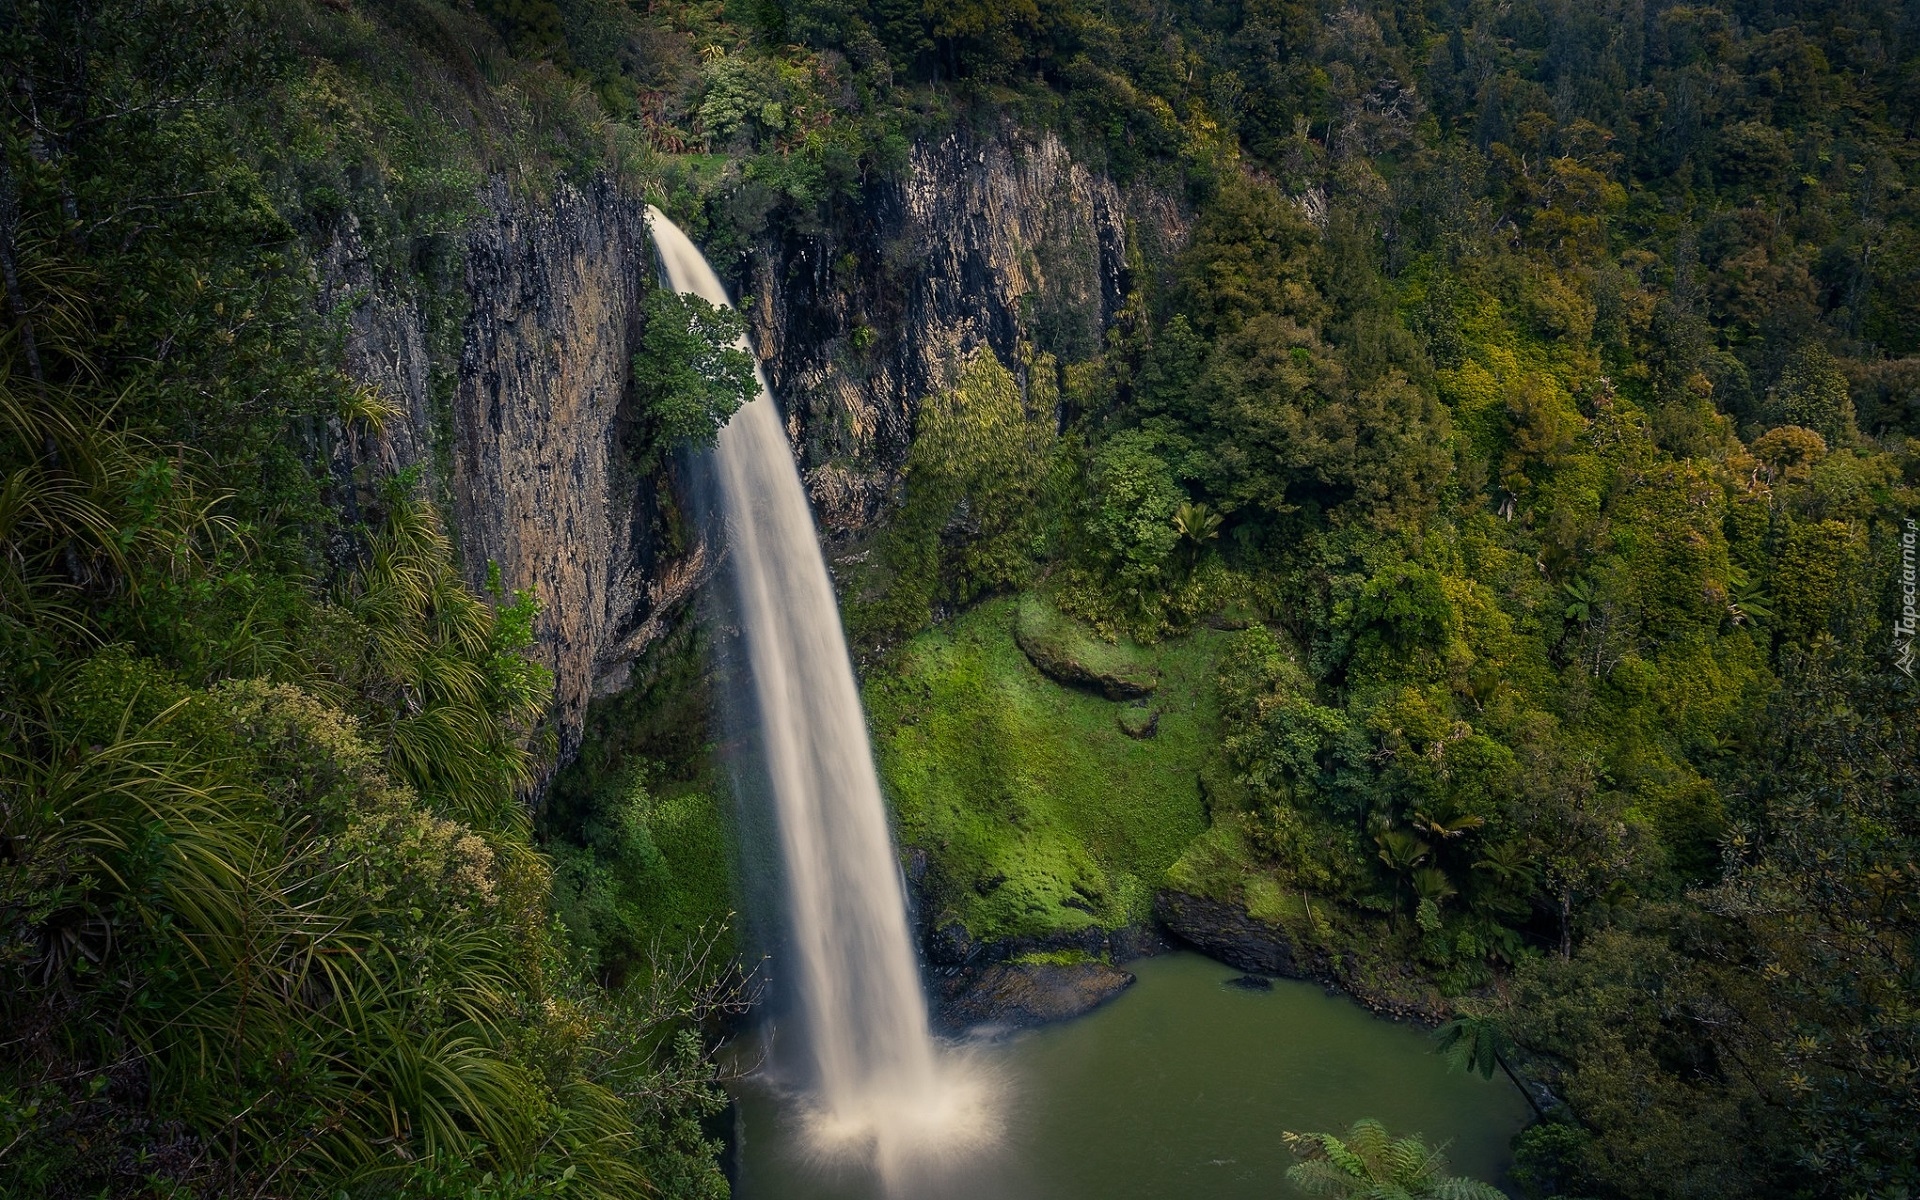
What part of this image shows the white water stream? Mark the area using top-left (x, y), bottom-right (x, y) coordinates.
top-left (647, 208), bottom-right (993, 1190)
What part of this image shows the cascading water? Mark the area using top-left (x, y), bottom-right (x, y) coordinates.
top-left (647, 208), bottom-right (994, 1191)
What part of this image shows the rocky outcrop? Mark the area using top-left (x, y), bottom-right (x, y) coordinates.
top-left (749, 126), bottom-right (1184, 537)
top-left (1013, 594), bottom-right (1160, 698)
top-left (319, 177), bottom-right (699, 762)
top-left (1117, 705), bottom-right (1160, 739)
top-left (1155, 890), bottom-right (1447, 1024)
top-left (919, 904), bottom-right (1171, 1031)
top-left (318, 125), bottom-right (1176, 766)
top-left (1155, 890), bottom-right (1324, 977)
top-left (934, 961), bottom-right (1135, 1032)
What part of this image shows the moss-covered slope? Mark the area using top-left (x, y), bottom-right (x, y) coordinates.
top-left (867, 595), bottom-right (1229, 942)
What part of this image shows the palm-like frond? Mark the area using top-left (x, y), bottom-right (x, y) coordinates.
top-left (1284, 1119), bottom-right (1495, 1200)
top-left (1, 666), bottom-right (645, 1196)
top-left (0, 358), bottom-right (643, 1197)
top-left (0, 371), bottom-right (237, 667)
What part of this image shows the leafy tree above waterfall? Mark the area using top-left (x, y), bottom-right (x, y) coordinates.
top-left (631, 289), bottom-right (757, 465)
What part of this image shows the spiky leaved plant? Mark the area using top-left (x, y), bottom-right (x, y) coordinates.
top-left (0, 370), bottom-right (717, 1197)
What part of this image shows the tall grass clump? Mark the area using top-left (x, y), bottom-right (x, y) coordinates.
top-left (0, 368), bottom-right (732, 1197)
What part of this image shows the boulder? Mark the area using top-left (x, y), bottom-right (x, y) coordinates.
top-left (936, 961), bottom-right (1135, 1031)
top-left (928, 920), bottom-right (977, 966)
top-left (1107, 921), bottom-right (1172, 963)
top-left (1013, 596), bottom-right (1158, 699)
top-left (1153, 889), bottom-right (1313, 977)
top-left (1154, 889), bottom-right (1449, 1024)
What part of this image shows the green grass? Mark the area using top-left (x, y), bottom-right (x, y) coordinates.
top-left (1010, 948), bottom-right (1099, 967)
top-left (866, 594), bottom-right (1230, 942)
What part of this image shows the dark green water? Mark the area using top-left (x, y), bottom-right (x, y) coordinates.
top-left (731, 952), bottom-right (1531, 1199)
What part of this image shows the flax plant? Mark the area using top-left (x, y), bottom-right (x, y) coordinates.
top-left (1, 373), bottom-right (690, 1197)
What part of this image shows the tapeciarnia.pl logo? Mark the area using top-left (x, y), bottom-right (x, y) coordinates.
top-left (1898, 518), bottom-right (1917, 677)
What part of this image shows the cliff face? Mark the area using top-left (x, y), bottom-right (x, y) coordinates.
top-left (318, 126), bottom-right (1171, 760)
top-left (318, 175), bottom-right (695, 760)
top-left (748, 126), bottom-right (1180, 536)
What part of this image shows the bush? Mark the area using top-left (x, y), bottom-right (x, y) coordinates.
top-left (631, 289), bottom-right (756, 468)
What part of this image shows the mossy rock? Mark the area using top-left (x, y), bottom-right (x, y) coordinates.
top-left (1013, 595), bottom-right (1159, 699)
top-left (1118, 705), bottom-right (1160, 739)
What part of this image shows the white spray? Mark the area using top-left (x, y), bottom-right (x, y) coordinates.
top-left (647, 208), bottom-right (993, 1189)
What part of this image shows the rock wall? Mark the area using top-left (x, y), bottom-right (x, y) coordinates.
top-left (316, 125), bottom-right (1173, 763)
top-left (1154, 890), bottom-right (1447, 1024)
top-left (747, 126), bottom-right (1181, 537)
top-left (318, 175), bottom-right (693, 761)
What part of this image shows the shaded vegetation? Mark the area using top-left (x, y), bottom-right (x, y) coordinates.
top-left (0, 2), bottom-right (742, 1195)
top-left (539, 620), bottom-right (736, 986)
top-left (3, 0), bottom-right (1916, 1193)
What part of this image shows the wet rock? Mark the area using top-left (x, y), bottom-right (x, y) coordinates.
top-left (1107, 922), bottom-right (1172, 963)
top-left (936, 962), bottom-right (1134, 1032)
top-left (1154, 889), bottom-right (1449, 1024)
top-left (998, 926), bottom-right (1107, 961)
top-left (928, 921), bottom-right (977, 966)
top-left (1226, 974), bottom-right (1274, 991)
top-left (1154, 890), bottom-right (1313, 977)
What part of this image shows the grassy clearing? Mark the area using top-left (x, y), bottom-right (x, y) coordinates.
top-left (866, 594), bottom-right (1230, 942)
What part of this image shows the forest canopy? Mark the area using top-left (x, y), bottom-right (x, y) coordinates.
top-left (2, 0), bottom-right (1916, 1197)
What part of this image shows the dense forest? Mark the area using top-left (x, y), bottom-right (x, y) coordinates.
top-left (2, 0), bottom-right (1915, 1197)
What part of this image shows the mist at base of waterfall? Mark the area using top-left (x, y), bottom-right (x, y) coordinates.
top-left (751, 1039), bottom-right (1008, 1197)
top-left (727, 1032), bottom-right (1009, 1200)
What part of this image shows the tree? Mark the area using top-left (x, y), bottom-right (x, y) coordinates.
top-left (630, 289), bottom-right (756, 468)
top-left (1434, 1013), bottom-right (1545, 1117)
top-left (1174, 175), bottom-right (1324, 341)
top-left (1376, 827), bottom-right (1432, 925)
top-left (1758, 343), bottom-right (1856, 446)
top-left (1283, 1118), bottom-right (1504, 1199)
top-left (1082, 429), bottom-right (1183, 605)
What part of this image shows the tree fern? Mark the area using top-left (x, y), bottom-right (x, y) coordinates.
top-left (1284, 1119), bottom-right (1503, 1200)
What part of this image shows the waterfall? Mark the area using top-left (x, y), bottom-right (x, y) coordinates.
top-left (647, 208), bottom-right (993, 1189)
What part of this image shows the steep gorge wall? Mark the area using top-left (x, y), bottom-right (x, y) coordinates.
top-left (317, 175), bottom-right (694, 759)
top-left (317, 126), bottom-right (1173, 761)
top-left (749, 126), bottom-right (1183, 537)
